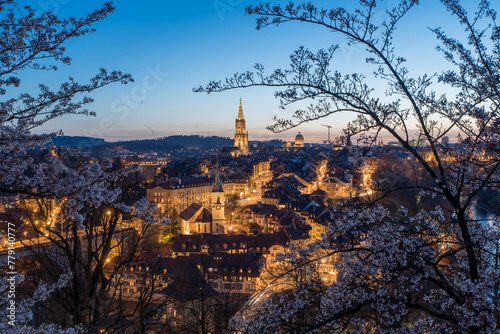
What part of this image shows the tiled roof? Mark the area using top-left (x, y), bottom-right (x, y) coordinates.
top-left (195, 208), bottom-right (212, 223)
top-left (179, 203), bottom-right (203, 221)
top-left (172, 232), bottom-right (290, 253)
top-left (246, 203), bottom-right (278, 216)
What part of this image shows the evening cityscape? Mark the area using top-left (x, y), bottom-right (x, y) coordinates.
top-left (1, 1), bottom-right (500, 333)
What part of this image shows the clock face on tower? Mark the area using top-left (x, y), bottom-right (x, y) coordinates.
top-left (216, 204), bottom-right (221, 210)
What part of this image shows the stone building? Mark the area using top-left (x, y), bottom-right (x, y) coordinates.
top-left (233, 98), bottom-right (249, 156)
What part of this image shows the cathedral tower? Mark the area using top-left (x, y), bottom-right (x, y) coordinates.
top-left (211, 157), bottom-right (225, 234)
top-left (234, 98), bottom-right (249, 155)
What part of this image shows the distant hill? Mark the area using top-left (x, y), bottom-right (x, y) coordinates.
top-left (104, 135), bottom-right (234, 152)
top-left (51, 136), bottom-right (106, 148)
top-left (51, 135), bottom-right (285, 152)
top-left (255, 140), bottom-right (284, 147)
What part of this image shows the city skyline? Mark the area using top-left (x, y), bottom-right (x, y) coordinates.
top-left (3, 1), bottom-right (500, 332)
top-left (28, 0), bottom-right (498, 143)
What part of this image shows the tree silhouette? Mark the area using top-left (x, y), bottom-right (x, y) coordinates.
top-left (197, 0), bottom-right (500, 332)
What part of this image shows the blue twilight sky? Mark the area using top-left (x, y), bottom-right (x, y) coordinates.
top-left (26, 0), bottom-right (498, 143)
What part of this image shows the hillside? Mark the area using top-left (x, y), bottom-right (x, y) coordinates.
top-left (51, 135), bottom-right (284, 152)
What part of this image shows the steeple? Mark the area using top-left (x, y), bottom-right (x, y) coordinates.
top-left (234, 98), bottom-right (249, 155)
top-left (211, 153), bottom-right (225, 234)
top-left (212, 155), bottom-right (224, 193)
top-left (345, 130), bottom-right (353, 151)
top-left (238, 97), bottom-right (244, 120)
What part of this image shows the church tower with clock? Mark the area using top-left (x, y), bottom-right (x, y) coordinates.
top-left (211, 157), bottom-right (225, 234)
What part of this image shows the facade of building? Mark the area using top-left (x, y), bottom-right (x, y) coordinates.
top-left (223, 178), bottom-right (249, 198)
top-left (178, 159), bottom-right (226, 235)
top-left (233, 98), bottom-right (249, 155)
top-left (147, 178), bottom-right (212, 212)
top-left (320, 176), bottom-right (353, 199)
top-left (180, 203), bottom-right (209, 234)
top-left (171, 232), bottom-right (290, 265)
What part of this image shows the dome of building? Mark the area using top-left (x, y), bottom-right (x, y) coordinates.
top-left (294, 132), bottom-right (305, 148)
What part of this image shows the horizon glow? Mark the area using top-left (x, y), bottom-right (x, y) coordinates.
top-left (26, 0), bottom-right (499, 144)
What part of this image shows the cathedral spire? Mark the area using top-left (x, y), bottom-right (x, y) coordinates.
top-left (234, 98), bottom-right (249, 155)
top-left (238, 97), bottom-right (244, 120)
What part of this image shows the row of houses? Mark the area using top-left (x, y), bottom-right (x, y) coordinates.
top-left (147, 175), bottom-right (249, 212)
top-left (108, 232), bottom-right (291, 299)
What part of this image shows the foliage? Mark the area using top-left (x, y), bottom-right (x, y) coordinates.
top-left (0, 274), bottom-right (84, 334)
top-left (161, 232), bottom-right (176, 244)
top-left (0, 1), bottom-right (165, 332)
top-left (197, 0), bottom-right (500, 332)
